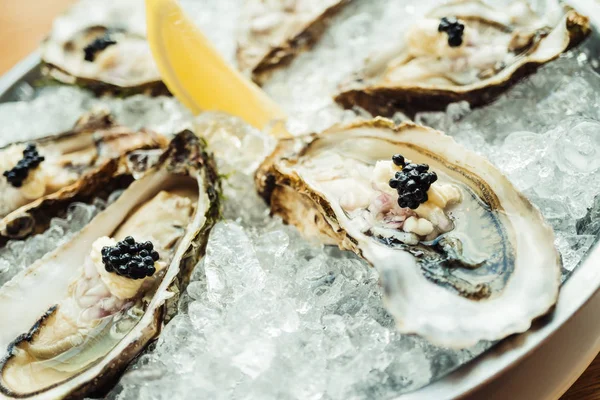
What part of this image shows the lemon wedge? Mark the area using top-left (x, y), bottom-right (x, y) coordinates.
top-left (145, 0), bottom-right (288, 135)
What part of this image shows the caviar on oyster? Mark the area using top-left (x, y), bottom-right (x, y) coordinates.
top-left (388, 154), bottom-right (439, 209)
top-left (0, 111), bottom-right (167, 243)
top-left (335, 0), bottom-right (591, 115)
top-left (363, 154), bottom-right (461, 241)
top-left (256, 119), bottom-right (561, 348)
top-left (83, 31), bottom-right (118, 62)
top-left (237, 0), bottom-right (350, 84)
top-left (101, 236), bottom-right (160, 279)
top-left (0, 131), bottom-right (221, 398)
top-left (0, 143), bottom-right (69, 210)
top-left (437, 17), bottom-right (464, 47)
top-left (2, 144), bottom-right (45, 188)
top-left (42, 24), bottom-right (166, 95)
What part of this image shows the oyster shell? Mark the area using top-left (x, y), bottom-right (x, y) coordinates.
top-left (335, 0), bottom-right (590, 116)
top-left (0, 131), bottom-right (220, 398)
top-left (0, 111), bottom-right (167, 245)
top-left (41, 25), bottom-right (167, 96)
top-left (256, 118), bottom-right (560, 348)
top-left (237, 0), bottom-right (350, 84)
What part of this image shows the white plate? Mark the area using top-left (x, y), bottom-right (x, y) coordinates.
top-left (467, 277), bottom-right (600, 400)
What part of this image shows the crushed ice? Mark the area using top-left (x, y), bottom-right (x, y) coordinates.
top-left (0, 0), bottom-right (598, 399)
top-left (0, 197), bottom-right (105, 286)
top-left (106, 115), bottom-right (488, 400)
top-left (0, 87), bottom-right (192, 146)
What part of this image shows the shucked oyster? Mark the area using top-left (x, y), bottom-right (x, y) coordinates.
top-left (0, 131), bottom-right (220, 398)
top-left (256, 119), bottom-right (560, 348)
top-left (0, 111), bottom-right (167, 245)
top-left (42, 25), bottom-right (167, 95)
top-left (335, 0), bottom-right (590, 116)
top-left (237, 0), bottom-right (350, 84)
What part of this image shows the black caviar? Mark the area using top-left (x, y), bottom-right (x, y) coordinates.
top-left (84, 33), bottom-right (118, 62)
top-left (101, 236), bottom-right (160, 280)
top-left (388, 154), bottom-right (437, 209)
top-left (3, 144), bottom-right (45, 188)
top-left (438, 17), bottom-right (465, 47)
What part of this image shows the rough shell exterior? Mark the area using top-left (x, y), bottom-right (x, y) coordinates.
top-left (334, 9), bottom-right (591, 116)
top-left (256, 118), bottom-right (561, 348)
top-left (238, 0), bottom-right (351, 85)
top-left (41, 25), bottom-right (168, 96)
top-left (0, 130), bottom-right (221, 399)
top-left (0, 111), bottom-right (168, 246)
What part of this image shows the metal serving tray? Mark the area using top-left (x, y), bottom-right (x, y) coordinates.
top-left (0, 1), bottom-right (599, 397)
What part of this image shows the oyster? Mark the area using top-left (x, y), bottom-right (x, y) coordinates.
top-left (237, 0), bottom-right (350, 84)
top-left (0, 131), bottom-right (220, 398)
top-left (41, 25), bottom-right (167, 96)
top-left (0, 111), bottom-right (167, 244)
top-left (256, 119), bottom-right (560, 348)
top-left (335, 0), bottom-right (590, 116)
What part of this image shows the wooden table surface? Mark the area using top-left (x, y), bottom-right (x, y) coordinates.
top-left (0, 0), bottom-right (599, 398)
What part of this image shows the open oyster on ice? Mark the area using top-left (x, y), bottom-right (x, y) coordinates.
top-left (335, 0), bottom-right (590, 116)
top-left (0, 111), bottom-right (167, 245)
top-left (256, 119), bottom-right (560, 348)
top-left (237, 0), bottom-right (350, 84)
top-left (42, 24), bottom-right (166, 96)
top-left (0, 131), bottom-right (220, 398)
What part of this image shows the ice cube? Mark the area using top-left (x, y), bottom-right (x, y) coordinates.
top-left (231, 339), bottom-right (275, 379)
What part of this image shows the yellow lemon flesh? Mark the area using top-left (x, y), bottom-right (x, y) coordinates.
top-left (145, 0), bottom-right (288, 135)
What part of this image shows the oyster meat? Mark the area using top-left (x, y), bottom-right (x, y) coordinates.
top-left (335, 0), bottom-right (590, 116)
top-left (0, 111), bottom-right (167, 244)
top-left (42, 24), bottom-right (167, 96)
top-left (237, 0), bottom-right (351, 84)
top-left (256, 119), bottom-right (560, 348)
top-left (0, 131), bottom-right (220, 398)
